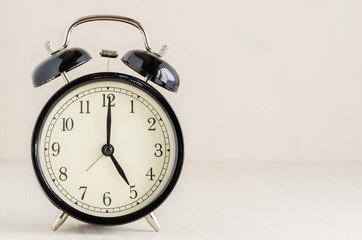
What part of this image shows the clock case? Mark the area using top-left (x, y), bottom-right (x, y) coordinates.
top-left (31, 72), bottom-right (184, 225)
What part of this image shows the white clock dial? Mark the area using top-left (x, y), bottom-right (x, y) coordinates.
top-left (35, 77), bottom-right (180, 220)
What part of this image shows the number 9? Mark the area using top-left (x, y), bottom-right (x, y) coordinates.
top-left (52, 142), bottom-right (61, 156)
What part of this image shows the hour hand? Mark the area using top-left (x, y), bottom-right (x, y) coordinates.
top-left (110, 154), bottom-right (130, 185)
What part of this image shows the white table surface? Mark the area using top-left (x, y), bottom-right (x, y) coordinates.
top-left (1, 160), bottom-right (362, 240)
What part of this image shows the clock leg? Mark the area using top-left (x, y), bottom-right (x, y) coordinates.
top-left (51, 211), bottom-right (69, 231)
top-left (145, 212), bottom-right (161, 232)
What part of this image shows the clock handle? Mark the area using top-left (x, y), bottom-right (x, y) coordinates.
top-left (50, 15), bottom-right (159, 56)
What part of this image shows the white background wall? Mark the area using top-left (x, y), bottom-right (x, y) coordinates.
top-left (1, 0), bottom-right (362, 163)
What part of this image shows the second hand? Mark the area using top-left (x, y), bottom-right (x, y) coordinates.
top-left (85, 153), bottom-right (104, 172)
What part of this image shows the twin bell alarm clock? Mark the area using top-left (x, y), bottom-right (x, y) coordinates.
top-left (31, 15), bottom-right (184, 232)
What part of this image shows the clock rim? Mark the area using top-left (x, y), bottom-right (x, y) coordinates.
top-left (31, 72), bottom-right (184, 225)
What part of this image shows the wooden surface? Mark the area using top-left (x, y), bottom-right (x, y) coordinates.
top-left (1, 161), bottom-right (362, 239)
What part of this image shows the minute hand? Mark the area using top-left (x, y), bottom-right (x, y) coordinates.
top-left (110, 154), bottom-right (130, 185)
top-left (106, 97), bottom-right (111, 145)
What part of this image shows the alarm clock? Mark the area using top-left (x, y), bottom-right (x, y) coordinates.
top-left (31, 15), bottom-right (184, 232)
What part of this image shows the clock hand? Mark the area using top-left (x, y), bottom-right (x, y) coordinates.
top-left (110, 154), bottom-right (130, 185)
top-left (106, 96), bottom-right (111, 145)
top-left (85, 153), bottom-right (104, 172)
top-left (104, 95), bottom-right (129, 185)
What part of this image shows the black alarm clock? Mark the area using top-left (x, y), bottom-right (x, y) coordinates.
top-left (31, 15), bottom-right (184, 232)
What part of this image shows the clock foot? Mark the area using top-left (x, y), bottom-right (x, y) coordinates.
top-left (145, 212), bottom-right (161, 232)
top-left (51, 211), bottom-right (68, 231)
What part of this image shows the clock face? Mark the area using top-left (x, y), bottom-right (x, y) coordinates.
top-left (32, 73), bottom-right (183, 224)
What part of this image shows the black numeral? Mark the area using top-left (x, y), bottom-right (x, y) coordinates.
top-left (51, 142), bottom-right (60, 156)
top-left (80, 100), bottom-right (90, 114)
top-left (102, 94), bottom-right (115, 107)
top-left (59, 167), bottom-right (67, 181)
top-left (154, 143), bottom-right (163, 157)
top-left (79, 186), bottom-right (87, 200)
top-left (130, 100), bottom-right (135, 113)
top-left (61, 118), bottom-right (74, 131)
top-left (148, 117), bottom-right (156, 131)
top-left (146, 167), bottom-right (155, 181)
top-left (130, 185), bottom-right (138, 199)
top-left (103, 192), bottom-right (111, 206)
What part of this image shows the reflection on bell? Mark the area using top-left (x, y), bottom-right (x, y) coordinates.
top-left (122, 50), bottom-right (179, 92)
top-left (32, 48), bottom-right (92, 87)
